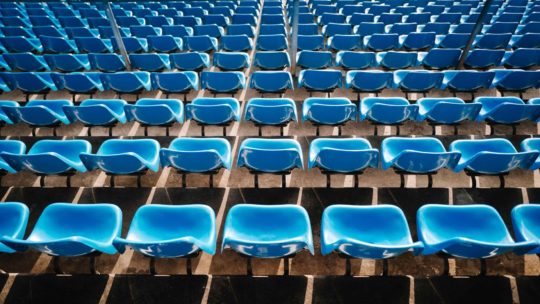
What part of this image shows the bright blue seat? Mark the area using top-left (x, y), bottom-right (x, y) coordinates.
top-left (44, 54), bottom-right (90, 72)
top-left (150, 72), bottom-right (198, 100)
top-left (257, 34), bottom-right (288, 51)
top-left (400, 32), bottom-right (436, 51)
top-left (354, 22), bottom-right (385, 36)
top-left (114, 204), bottom-right (216, 272)
top-left (521, 138), bottom-right (540, 170)
top-left (201, 71), bottom-right (246, 96)
top-left (146, 15), bottom-right (173, 27)
top-left (0, 202), bottom-right (29, 253)
top-left (1, 99), bottom-right (71, 135)
top-left (1, 27), bottom-right (35, 38)
top-left (464, 49), bottom-right (505, 69)
top-left (259, 24), bottom-right (287, 36)
top-left (502, 49), bottom-right (540, 69)
top-left (298, 35), bottom-right (325, 51)
top-left (174, 16), bottom-right (202, 27)
top-left (490, 70), bottom-right (540, 95)
top-left (63, 99), bottom-right (128, 135)
top-left (147, 35), bottom-right (183, 53)
top-left (297, 51), bottom-right (333, 69)
top-left (484, 22), bottom-right (519, 34)
top-left (4, 53), bottom-right (50, 72)
top-left (298, 70), bottom-right (343, 97)
top-left (244, 98), bottom-right (297, 134)
top-left (51, 72), bottom-right (104, 101)
top-left (302, 97), bottom-right (356, 135)
top-left (475, 96), bottom-right (540, 129)
top-left (194, 25), bottom-right (225, 38)
top-left (125, 98), bottom-right (183, 135)
top-left (386, 22), bottom-right (417, 35)
top-left (33, 26), bottom-right (66, 38)
top-left (449, 138), bottom-right (538, 180)
top-left (222, 204), bottom-right (313, 274)
top-left (327, 34), bottom-right (362, 51)
top-left (161, 25), bottom-right (193, 38)
top-left (441, 71), bottom-right (495, 95)
top-left (74, 37), bottom-right (114, 53)
top-left (474, 33), bottom-right (512, 49)
top-left (227, 24), bottom-right (256, 38)
top-left (360, 97), bottom-right (418, 135)
top-left (512, 204), bottom-right (540, 254)
top-left (237, 138), bottom-right (303, 178)
top-left (232, 14), bottom-right (257, 26)
top-left (378, 13), bottom-right (403, 25)
top-left (346, 71), bottom-right (392, 97)
top-left (336, 51), bottom-right (376, 70)
top-left (417, 204), bottom-right (536, 260)
top-left (88, 54), bottom-right (126, 72)
top-left (309, 138), bottom-right (378, 183)
top-left (161, 138), bottom-right (232, 183)
top-left (322, 23), bottom-right (353, 37)
top-left (203, 15), bottom-right (229, 28)
top-left (363, 34), bottom-right (400, 51)
top-left (100, 72), bottom-right (152, 98)
top-left (321, 205), bottom-right (422, 265)
top-left (170, 52), bottom-right (210, 71)
top-left (250, 71), bottom-right (293, 96)
top-left (213, 52), bottom-right (250, 71)
top-left (116, 16), bottom-right (144, 27)
top-left (111, 37), bottom-right (148, 53)
top-left (1, 72), bottom-right (57, 99)
top-left (416, 98), bottom-right (482, 134)
top-left (0, 140), bottom-right (26, 174)
top-left (40, 36), bottom-right (78, 54)
top-left (185, 35), bottom-right (218, 52)
top-left (129, 54), bottom-right (171, 72)
top-left (0, 100), bottom-right (19, 125)
top-left (253, 51), bottom-right (291, 70)
top-left (377, 51), bottom-right (418, 70)
top-left (186, 97), bottom-right (240, 135)
top-left (393, 70), bottom-right (444, 97)
top-left (220, 35), bottom-right (253, 52)
top-left (436, 33), bottom-right (469, 49)
top-left (80, 139), bottom-right (160, 180)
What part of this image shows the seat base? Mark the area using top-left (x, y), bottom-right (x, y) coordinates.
top-left (85, 122), bottom-right (118, 137)
top-left (464, 170), bottom-right (509, 188)
top-left (36, 169), bottom-right (77, 187)
top-left (241, 253), bottom-right (296, 276)
top-left (52, 251), bottom-right (101, 275)
top-left (337, 252), bottom-right (390, 276)
top-left (247, 169), bottom-right (294, 188)
top-left (393, 169), bottom-right (437, 188)
top-left (320, 169), bottom-right (365, 188)
top-left (29, 122), bottom-right (62, 136)
top-left (106, 169), bottom-right (148, 188)
top-left (175, 168), bottom-right (222, 188)
top-left (146, 250), bottom-right (201, 275)
top-left (485, 119), bottom-right (519, 136)
top-left (427, 121), bottom-right (460, 136)
top-left (369, 122), bottom-right (403, 136)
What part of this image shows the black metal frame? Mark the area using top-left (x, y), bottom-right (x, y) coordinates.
top-left (195, 121), bottom-right (233, 136)
top-left (244, 254), bottom-right (295, 276)
top-left (107, 169), bottom-right (148, 188)
top-left (53, 252), bottom-right (101, 274)
top-left (465, 170), bottom-right (508, 188)
top-left (147, 250), bottom-right (200, 275)
top-left (23, 91), bottom-right (49, 103)
top-left (253, 121), bottom-right (289, 136)
top-left (29, 122), bottom-right (61, 136)
top-left (140, 122), bottom-right (175, 136)
top-left (249, 169), bottom-right (293, 188)
top-left (320, 169), bottom-right (364, 188)
top-left (338, 253), bottom-right (389, 276)
top-left (485, 119), bottom-right (519, 136)
top-left (393, 169), bottom-right (437, 188)
top-left (438, 253), bottom-right (487, 276)
top-left (175, 168), bottom-right (221, 188)
top-left (85, 122), bottom-right (118, 137)
top-left (370, 121), bottom-right (403, 136)
top-left (36, 169), bottom-right (76, 188)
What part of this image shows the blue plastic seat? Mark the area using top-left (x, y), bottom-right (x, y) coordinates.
top-left (1, 71), bottom-right (58, 99)
top-left (125, 98), bottom-right (183, 135)
top-left (33, 26), bottom-right (66, 38)
top-left (112, 37), bottom-right (148, 53)
top-left (194, 25), bottom-right (225, 38)
top-left (174, 16), bottom-right (202, 27)
top-left (309, 138), bottom-right (378, 180)
top-left (213, 52), bottom-right (250, 71)
top-left (484, 22), bottom-right (519, 34)
top-left (302, 97), bottom-right (356, 134)
top-left (162, 25), bottom-right (193, 38)
top-left (318, 13), bottom-right (346, 25)
top-left (259, 24), bottom-right (287, 36)
top-left (161, 138), bottom-right (232, 181)
top-left (201, 71), bottom-right (246, 96)
top-left (322, 23), bottom-right (353, 37)
top-left (185, 35), bottom-right (218, 52)
top-left (44, 54), bottom-right (90, 72)
top-left (170, 52), bottom-right (210, 71)
top-left (244, 98), bottom-right (297, 133)
top-left (401, 32), bottom-right (436, 51)
top-left (363, 34), bottom-right (400, 51)
top-left (502, 49), bottom-right (540, 69)
top-left (327, 34), bottom-right (362, 51)
top-left (298, 24), bottom-right (319, 35)
top-left (360, 97), bottom-right (418, 134)
top-left (114, 204), bottom-right (216, 268)
top-left (237, 138), bottom-right (303, 178)
top-left (298, 70), bottom-right (343, 96)
top-left (151, 72), bottom-right (198, 100)
top-left (186, 98), bottom-right (240, 135)
top-left (1, 99), bottom-right (72, 133)
top-left (63, 99), bottom-right (128, 135)
top-left (147, 35), bottom-right (183, 53)
top-left (51, 72), bottom-right (105, 101)
top-left (512, 204), bottom-right (540, 254)
top-left (100, 72), bottom-right (152, 97)
top-left (437, 33), bottom-right (470, 49)
top-left (129, 54), bottom-right (171, 72)
top-left (417, 204), bottom-right (535, 259)
top-left (521, 138), bottom-right (540, 170)
top-left (4, 53), bottom-right (49, 72)
top-left (0, 202), bottom-right (29, 253)
top-left (346, 71), bottom-right (392, 97)
top-left (377, 51), bottom-right (418, 70)
top-left (449, 138), bottom-right (538, 177)
top-left (381, 137), bottom-right (460, 177)
top-left (257, 34), bottom-right (288, 51)
top-left (420, 23), bottom-right (450, 35)
top-left (416, 98), bottom-right (482, 133)
top-left (406, 12), bottom-right (431, 24)
top-left (116, 16), bottom-right (144, 27)
top-left (0, 37), bottom-right (42, 53)
top-left (1, 27), bottom-right (36, 38)
top-left (146, 15), bottom-right (173, 27)
top-left (475, 96), bottom-right (540, 128)
top-left (297, 51), bottom-right (333, 69)
top-left (475, 33), bottom-right (512, 49)
top-left (219, 35), bottom-right (253, 52)
top-left (441, 71), bottom-right (495, 95)
top-left (393, 70), bottom-right (444, 97)
top-left (464, 49), bottom-right (505, 69)
top-left (222, 204), bottom-right (313, 267)
top-left (81, 139), bottom-right (160, 179)
top-left (321, 205), bottom-right (422, 262)
top-left (40, 36), bottom-right (78, 54)
top-left (253, 51), bottom-right (291, 70)
top-left (227, 24), bottom-right (256, 38)
top-left (75, 37), bottom-right (114, 53)
top-left (298, 35), bottom-right (325, 51)
top-left (490, 70), bottom-right (540, 94)
top-left (0, 140), bottom-right (26, 174)
top-left (386, 22), bottom-right (417, 35)
top-left (232, 14), bottom-right (257, 26)
top-left (336, 51), bottom-right (376, 70)
top-left (88, 54), bottom-right (126, 72)
top-left (250, 71), bottom-right (293, 96)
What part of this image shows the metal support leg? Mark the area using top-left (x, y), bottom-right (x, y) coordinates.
top-left (373, 125), bottom-right (378, 136)
top-left (354, 175), bottom-right (359, 188)
top-left (454, 125), bottom-right (458, 135)
top-left (499, 175), bottom-right (505, 188)
top-left (512, 125), bottom-right (516, 135)
top-left (40, 176), bottom-right (45, 187)
top-left (53, 127), bottom-right (57, 136)
top-left (326, 174), bottom-right (331, 188)
top-left (166, 127), bottom-right (170, 137)
top-left (144, 127), bottom-right (148, 136)
top-left (108, 127), bottom-right (113, 137)
top-left (345, 258), bottom-right (351, 276)
top-left (32, 128), bottom-right (37, 136)
top-left (88, 127), bottom-right (92, 136)
top-left (246, 257), bottom-right (253, 276)
top-left (471, 175), bottom-right (477, 188)
top-left (186, 258), bottom-right (192, 275)
top-left (316, 126), bottom-right (320, 136)
top-left (201, 125), bottom-right (205, 136)
top-left (209, 175), bottom-right (213, 188)
top-left (432, 125), bottom-right (436, 136)
top-left (53, 256), bottom-right (63, 274)
top-left (110, 175), bottom-right (115, 188)
top-left (258, 126), bottom-right (262, 136)
top-left (400, 174), bottom-right (405, 188)
top-left (479, 259), bottom-right (487, 276)
top-left (149, 257), bottom-right (156, 275)
top-left (280, 126), bottom-right (284, 136)
top-left (396, 125), bottom-right (400, 136)
top-left (442, 257), bottom-right (449, 276)
top-left (283, 257), bottom-right (290, 276)
top-left (137, 175), bottom-right (142, 188)
top-left (223, 126), bottom-right (227, 136)
top-left (338, 126), bottom-right (342, 136)
top-left (281, 175), bottom-right (286, 188)
top-left (182, 174), bottom-right (186, 188)
top-left (66, 176), bottom-right (71, 188)
top-left (490, 124), bottom-right (495, 135)
top-left (427, 174), bottom-right (433, 188)
top-left (89, 255), bottom-right (97, 274)
top-left (382, 259), bottom-right (389, 276)
top-left (254, 174), bottom-right (259, 188)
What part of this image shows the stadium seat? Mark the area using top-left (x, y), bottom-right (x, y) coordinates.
top-left (185, 97), bottom-right (240, 136)
top-left (363, 33), bottom-right (400, 51)
top-left (420, 22), bottom-right (450, 35)
top-left (170, 53), bottom-right (210, 71)
top-left (222, 204), bottom-right (313, 274)
top-left (322, 23), bottom-right (353, 37)
top-left (1, 99), bottom-right (71, 135)
top-left (244, 98), bottom-right (297, 135)
top-left (51, 72), bottom-right (105, 101)
top-left (393, 70), bottom-right (444, 98)
top-left (4, 53), bottom-right (50, 72)
top-left (1, 139), bottom-right (91, 186)
top-left (475, 33), bottom-right (512, 49)
top-left (253, 51), bottom-right (291, 70)
top-left (213, 52), bottom-right (251, 71)
top-left (436, 33), bottom-right (469, 49)
top-left (386, 22), bottom-right (417, 35)
top-left (114, 204), bottom-right (216, 274)
top-left (160, 138), bottom-right (232, 186)
top-left (298, 23), bottom-right (319, 35)
top-left (150, 72), bottom-right (198, 100)
top-left (63, 99), bottom-right (128, 136)
top-left (125, 98), bottom-right (183, 136)
top-left (511, 33), bottom-right (540, 49)
top-left (464, 49), bottom-right (505, 69)
top-left (377, 51), bottom-right (418, 70)
top-left (185, 35), bottom-right (219, 52)
top-left (415, 97), bottom-right (482, 135)
top-left (174, 16), bottom-right (202, 27)
top-left (297, 51), bottom-right (333, 69)
top-left (360, 97), bottom-right (418, 135)
top-left (89, 54), bottom-right (126, 72)
top-left (400, 32), bottom-right (436, 51)
top-left (227, 24), bottom-right (256, 38)
top-left (346, 71), bottom-right (393, 99)
top-left (232, 14), bottom-right (257, 26)
top-left (147, 35), bottom-right (183, 53)
top-left (298, 70), bottom-right (343, 97)
top-left (100, 72), bottom-right (152, 98)
top-left (43, 54), bottom-right (91, 72)
top-left (298, 35), bottom-right (325, 51)
top-left (259, 24), bottom-right (287, 36)
top-left (449, 138), bottom-right (538, 187)
top-left (40, 36), bottom-right (78, 53)
top-left (249, 71), bottom-right (293, 96)
top-left (475, 96), bottom-right (540, 134)
top-left (201, 71), bottom-right (246, 96)
top-left (0, 140), bottom-right (26, 174)
top-left (74, 37), bottom-right (114, 53)
top-left (0, 202), bottom-right (29, 253)
top-left (521, 138), bottom-right (540, 170)
top-left (441, 71), bottom-right (495, 99)
top-left (161, 25), bottom-right (194, 38)
top-left (327, 34), bottom-right (362, 51)
top-left (490, 70), bottom-right (540, 98)
top-left (256, 34), bottom-right (288, 51)
top-left (129, 54), bottom-right (171, 72)
top-left (321, 205), bottom-right (422, 274)
top-left (511, 204), bottom-right (540, 254)
top-left (220, 35), bottom-right (253, 52)
top-left (2, 203), bottom-right (122, 273)
top-left (502, 49), bottom-right (540, 69)
top-left (194, 24), bottom-right (225, 38)
top-left (302, 97), bottom-right (356, 135)
top-left (146, 16), bottom-right (173, 27)
top-left (336, 51), bottom-right (377, 70)
top-left (111, 37), bottom-right (148, 53)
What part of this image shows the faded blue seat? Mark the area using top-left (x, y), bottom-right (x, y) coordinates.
top-left (114, 204), bottom-right (216, 270)
top-left (151, 72), bottom-right (198, 100)
top-left (511, 34), bottom-right (540, 49)
top-left (194, 24), bottom-right (225, 38)
top-left (475, 96), bottom-right (540, 129)
top-left (490, 70), bottom-right (540, 94)
top-left (213, 52), bottom-right (250, 71)
top-left (125, 98), bottom-right (183, 135)
top-left (327, 34), bottom-right (363, 51)
top-left (250, 71), bottom-right (293, 96)
top-left (174, 16), bottom-right (202, 27)
top-left (220, 35), bottom-right (253, 52)
top-left (321, 205), bottom-right (422, 263)
top-left (232, 14), bottom-right (257, 26)
top-left (51, 72), bottom-right (104, 101)
top-left (63, 99), bottom-right (128, 135)
top-left (377, 51), bottom-right (418, 70)
top-left (161, 25), bottom-right (193, 39)
top-left (346, 71), bottom-right (392, 97)
top-left (170, 52), bottom-right (210, 71)
top-left (88, 54), bottom-right (126, 72)
top-left (298, 70), bottom-right (343, 96)
top-left (100, 72), bottom-right (152, 97)
top-left (74, 37), bottom-right (114, 53)
top-left (44, 54), bottom-right (90, 72)
top-left (0, 202), bottom-right (29, 253)
top-left (227, 24), bottom-right (256, 38)
top-left (521, 138), bottom-right (540, 170)
top-left (416, 98), bottom-right (482, 133)
top-left (512, 204), bottom-right (540, 254)
top-left (186, 98), bottom-right (240, 135)
top-left (418, 49), bottom-right (461, 70)
top-left (441, 71), bottom-right (495, 95)
top-left (81, 139), bottom-right (160, 178)
top-left (129, 54), bottom-right (171, 72)
top-left (360, 97), bottom-right (418, 134)
top-left (0, 140), bottom-right (26, 174)
top-left (474, 33), bottom-right (512, 49)
top-left (1, 72), bottom-right (57, 100)
top-left (222, 204), bottom-right (313, 269)
top-left (436, 33), bottom-right (469, 49)
top-left (146, 16), bottom-right (173, 27)
top-left (147, 35), bottom-right (183, 53)
top-left (237, 138), bottom-right (303, 176)
top-left (387, 23), bottom-right (417, 35)
top-left (354, 22), bottom-right (385, 36)
top-left (201, 71), bottom-right (246, 96)
top-left (161, 138), bottom-right (232, 182)
top-left (40, 36), bottom-right (78, 53)
top-left (417, 204), bottom-right (536, 259)
top-left (111, 37), bottom-right (148, 53)
top-left (298, 35), bottom-right (325, 51)
top-left (400, 32), bottom-right (436, 51)
top-left (4, 53), bottom-right (50, 72)
top-left (185, 35), bottom-right (218, 52)
top-left (464, 49), bottom-right (505, 69)
top-left (302, 97), bottom-right (356, 135)
top-left (393, 70), bottom-right (444, 97)
top-left (297, 51), bottom-right (333, 69)
top-left (259, 24), bottom-right (287, 36)
top-left (322, 23), bottom-right (353, 37)
top-left (336, 51), bottom-right (377, 70)
top-left (449, 138), bottom-right (538, 179)
top-left (363, 34), bottom-right (400, 51)
top-left (244, 98), bottom-right (297, 133)
top-left (1, 27), bottom-right (35, 38)
top-left (1, 99), bottom-right (71, 134)
top-left (309, 138), bottom-right (378, 181)
top-left (257, 34), bottom-right (288, 51)
top-left (253, 51), bottom-right (291, 70)
top-left (502, 49), bottom-right (540, 69)
top-left (0, 101), bottom-right (19, 125)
